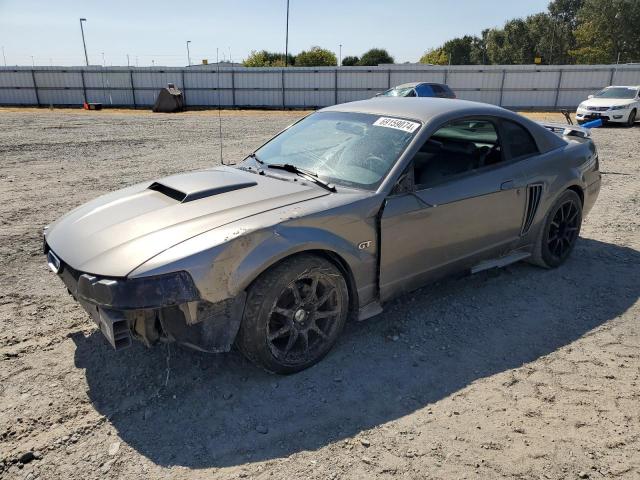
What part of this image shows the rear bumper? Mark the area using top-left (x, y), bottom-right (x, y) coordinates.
top-left (44, 242), bottom-right (244, 353)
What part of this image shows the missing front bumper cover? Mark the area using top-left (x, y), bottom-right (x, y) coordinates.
top-left (47, 245), bottom-right (245, 353)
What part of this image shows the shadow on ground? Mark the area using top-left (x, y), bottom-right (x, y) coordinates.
top-left (71, 238), bottom-right (639, 468)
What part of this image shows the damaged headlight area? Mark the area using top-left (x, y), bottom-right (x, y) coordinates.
top-left (45, 243), bottom-right (244, 353)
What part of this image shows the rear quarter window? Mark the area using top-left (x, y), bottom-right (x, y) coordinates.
top-left (502, 120), bottom-right (538, 159)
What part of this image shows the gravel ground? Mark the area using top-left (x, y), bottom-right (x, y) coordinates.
top-left (0, 108), bottom-right (638, 480)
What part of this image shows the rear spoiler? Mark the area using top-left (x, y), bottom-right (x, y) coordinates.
top-left (538, 122), bottom-right (592, 139)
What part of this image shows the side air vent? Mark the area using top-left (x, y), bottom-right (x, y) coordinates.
top-left (521, 184), bottom-right (543, 236)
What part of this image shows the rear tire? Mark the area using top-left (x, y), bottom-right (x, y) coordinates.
top-left (236, 254), bottom-right (349, 374)
top-left (627, 109), bottom-right (637, 127)
top-left (529, 190), bottom-right (582, 269)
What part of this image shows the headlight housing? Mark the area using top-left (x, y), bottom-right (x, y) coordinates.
top-left (609, 105), bottom-right (628, 110)
top-left (578, 103), bottom-right (587, 109)
top-left (76, 271), bottom-right (200, 309)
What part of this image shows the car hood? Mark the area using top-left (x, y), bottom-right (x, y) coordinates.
top-left (45, 166), bottom-right (328, 277)
top-left (582, 98), bottom-right (635, 107)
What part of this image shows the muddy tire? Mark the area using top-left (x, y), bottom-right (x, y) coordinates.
top-left (529, 189), bottom-right (583, 269)
top-left (236, 254), bottom-right (349, 374)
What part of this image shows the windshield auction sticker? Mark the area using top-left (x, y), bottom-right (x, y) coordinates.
top-left (373, 117), bottom-right (420, 133)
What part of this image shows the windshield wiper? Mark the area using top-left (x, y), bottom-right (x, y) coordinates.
top-left (246, 152), bottom-right (264, 164)
top-left (267, 163), bottom-right (336, 192)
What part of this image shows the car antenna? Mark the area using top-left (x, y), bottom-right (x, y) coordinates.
top-left (216, 47), bottom-right (225, 165)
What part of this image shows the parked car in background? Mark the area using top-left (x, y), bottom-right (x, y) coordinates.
top-left (576, 85), bottom-right (640, 127)
top-left (378, 82), bottom-right (456, 99)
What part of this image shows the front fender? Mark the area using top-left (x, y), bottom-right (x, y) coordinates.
top-left (230, 224), bottom-right (370, 296)
top-left (129, 221), bottom-right (376, 306)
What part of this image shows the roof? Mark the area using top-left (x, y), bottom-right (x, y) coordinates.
top-left (394, 82), bottom-right (444, 89)
top-left (322, 97), bottom-right (567, 154)
top-left (322, 97), bottom-right (506, 123)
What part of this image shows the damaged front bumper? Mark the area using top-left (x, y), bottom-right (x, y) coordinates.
top-left (44, 243), bottom-right (245, 353)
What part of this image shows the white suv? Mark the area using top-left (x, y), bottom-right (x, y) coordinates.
top-left (576, 86), bottom-right (639, 127)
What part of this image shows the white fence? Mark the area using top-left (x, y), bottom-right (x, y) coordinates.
top-left (1, 64), bottom-right (639, 110)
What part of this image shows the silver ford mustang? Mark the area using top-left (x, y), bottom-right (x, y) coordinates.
top-left (44, 98), bottom-right (601, 373)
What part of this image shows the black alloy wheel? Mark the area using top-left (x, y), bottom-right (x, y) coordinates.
top-left (267, 272), bottom-right (343, 365)
top-left (530, 189), bottom-right (583, 268)
top-left (236, 254), bottom-right (349, 374)
top-left (546, 198), bottom-right (581, 262)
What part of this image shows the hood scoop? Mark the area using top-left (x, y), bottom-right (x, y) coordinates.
top-left (148, 169), bottom-right (257, 203)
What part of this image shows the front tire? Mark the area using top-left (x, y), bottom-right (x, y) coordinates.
top-left (627, 109), bottom-right (637, 127)
top-left (236, 254), bottom-right (349, 374)
top-left (530, 190), bottom-right (583, 269)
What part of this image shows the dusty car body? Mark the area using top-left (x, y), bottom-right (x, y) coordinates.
top-left (44, 97), bottom-right (601, 373)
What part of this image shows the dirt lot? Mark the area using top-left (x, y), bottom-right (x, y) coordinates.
top-left (0, 108), bottom-right (638, 480)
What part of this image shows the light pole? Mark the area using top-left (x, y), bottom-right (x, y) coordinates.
top-left (126, 54), bottom-right (130, 67)
top-left (284, 0), bottom-right (290, 67)
top-left (31, 56), bottom-right (35, 67)
top-left (339, 44), bottom-right (342, 67)
top-left (1, 46), bottom-right (6, 66)
top-left (79, 18), bottom-right (89, 66)
top-left (186, 40), bottom-right (192, 66)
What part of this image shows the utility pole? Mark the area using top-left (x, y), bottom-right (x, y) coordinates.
top-left (31, 56), bottom-right (35, 66)
top-left (126, 54), bottom-right (130, 67)
top-left (228, 46), bottom-right (232, 64)
top-left (1, 46), bottom-right (6, 66)
top-left (79, 18), bottom-right (89, 66)
top-left (284, 0), bottom-right (290, 67)
top-left (186, 40), bottom-right (192, 66)
top-left (339, 44), bottom-right (342, 67)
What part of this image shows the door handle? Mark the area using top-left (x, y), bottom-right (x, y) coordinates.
top-left (500, 180), bottom-right (515, 190)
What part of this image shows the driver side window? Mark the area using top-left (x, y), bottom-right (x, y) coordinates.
top-left (412, 118), bottom-right (502, 189)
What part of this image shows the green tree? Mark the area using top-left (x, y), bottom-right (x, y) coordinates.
top-left (295, 46), bottom-right (337, 66)
top-left (419, 48), bottom-right (448, 65)
top-left (441, 36), bottom-right (475, 64)
top-left (341, 55), bottom-right (359, 66)
top-left (420, 34), bottom-right (486, 65)
top-left (544, 0), bottom-right (584, 64)
top-left (548, 0), bottom-right (584, 29)
top-left (570, 0), bottom-right (640, 64)
top-left (485, 19), bottom-right (538, 64)
top-left (243, 50), bottom-right (295, 67)
top-left (470, 30), bottom-right (490, 65)
top-left (358, 48), bottom-right (394, 66)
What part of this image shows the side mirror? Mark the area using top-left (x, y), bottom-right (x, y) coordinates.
top-left (391, 169), bottom-right (415, 195)
top-left (587, 94), bottom-right (594, 99)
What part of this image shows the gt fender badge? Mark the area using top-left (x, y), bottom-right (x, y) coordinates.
top-left (358, 240), bottom-right (372, 250)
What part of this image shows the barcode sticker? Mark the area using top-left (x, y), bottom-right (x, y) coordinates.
top-left (373, 117), bottom-right (420, 133)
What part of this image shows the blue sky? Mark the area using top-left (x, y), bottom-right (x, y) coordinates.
top-left (0, 0), bottom-right (550, 66)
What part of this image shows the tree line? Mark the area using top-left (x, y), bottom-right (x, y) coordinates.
top-left (243, 47), bottom-right (393, 67)
top-left (421, 0), bottom-right (639, 65)
top-left (243, 0), bottom-right (639, 67)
